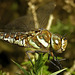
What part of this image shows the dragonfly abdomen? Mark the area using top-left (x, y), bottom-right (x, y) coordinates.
top-left (0, 32), bottom-right (26, 46)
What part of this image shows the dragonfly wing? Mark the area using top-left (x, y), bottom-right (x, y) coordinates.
top-left (4, 1), bottom-right (56, 32)
top-left (4, 14), bottom-right (36, 32)
top-left (36, 1), bottom-right (56, 29)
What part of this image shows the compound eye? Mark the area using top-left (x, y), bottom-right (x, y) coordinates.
top-left (51, 34), bottom-right (62, 51)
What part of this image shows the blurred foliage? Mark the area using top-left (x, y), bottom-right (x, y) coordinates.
top-left (0, 70), bottom-right (6, 75)
top-left (12, 54), bottom-right (67, 75)
top-left (50, 20), bottom-right (73, 35)
top-left (0, 0), bottom-right (75, 75)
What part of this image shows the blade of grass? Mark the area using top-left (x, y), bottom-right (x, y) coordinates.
top-left (50, 68), bottom-right (67, 75)
top-left (11, 59), bottom-right (29, 75)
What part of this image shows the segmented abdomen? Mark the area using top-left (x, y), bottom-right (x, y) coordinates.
top-left (0, 32), bottom-right (25, 46)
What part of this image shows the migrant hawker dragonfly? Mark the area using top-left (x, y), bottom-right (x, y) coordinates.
top-left (0, 29), bottom-right (67, 69)
top-left (0, 1), bottom-right (67, 69)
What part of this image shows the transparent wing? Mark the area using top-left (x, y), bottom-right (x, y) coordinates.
top-left (4, 14), bottom-right (36, 32)
top-left (36, 1), bottom-right (56, 29)
top-left (4, 1), bottom-right (55, 32)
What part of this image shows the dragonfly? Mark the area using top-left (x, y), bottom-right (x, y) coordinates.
top-left (0, 29), bottom-right (67, 69)
top-left (0, 1), bottom-right (67, 69)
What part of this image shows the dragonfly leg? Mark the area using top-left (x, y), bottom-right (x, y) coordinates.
top-left (35, 50), bottom-right (61, 70)
top-left (26, 51), bottom-right (35, 67)
top-left (26, 50), bottom-right (48, 67)
top-left (48, 53), bottom-right (61, 70)
top-left (49, 60), bottom-right (61, 70)
top-left (48, 53), bottom-right (51, 60)
top-left (35, 50), bottom-right (48, 53)
top-left (52, 53), bottom-right (62, 69)
top-left (26, 50), bottom-right (62, 70)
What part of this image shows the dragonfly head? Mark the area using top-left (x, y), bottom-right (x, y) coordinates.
top-left (51, 34), bottom-right (67, 53)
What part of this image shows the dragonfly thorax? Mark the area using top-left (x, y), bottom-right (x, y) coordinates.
top-left (27, 30), bottom-right (51, 49)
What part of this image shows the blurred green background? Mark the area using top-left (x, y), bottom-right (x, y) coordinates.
top-left (0, 0), bottom-right (75, 75)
